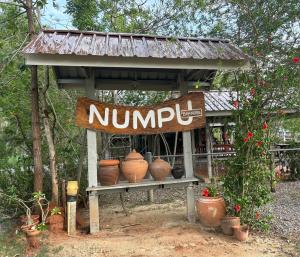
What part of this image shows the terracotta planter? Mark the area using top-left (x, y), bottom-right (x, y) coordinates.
top-left (171, 167), bottom-right (184, 179)
top-left (221, 216), bottom-right (240, 235)
top-left (25, 229), bottom-right (40, 248)
top-left (98, 160), bottom-right (120, 186)
top-left (233, 225), bottom-right (249, 242)
top-left (196, 196), bottom-right (226, 227)
top-left (76, 208), bottom-right (90, 228)
top-left (20, 214), bottom-right (40, 225)
top-left (149, 157), bottom-right (171, 181)
top-left (121, 149), bottom-right (148, 183)
top-left (47, 214), bottom-right (64, 233)
top-left (21, 221), bottom-right (39, 232)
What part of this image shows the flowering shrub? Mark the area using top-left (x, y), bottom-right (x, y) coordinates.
top-left (220, 60), bottom-right (299, 229)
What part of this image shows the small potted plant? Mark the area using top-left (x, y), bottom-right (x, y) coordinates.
top-left (47, 206), bottom-right (64, 232)
top-left (221, 203), bottom-right (241, 235)
top-left (195, 184), bottom-right (226, 227)
top-left (232, 224), bottom-right (249, 241)
top-left (0, 191), bottom-right (49, 248)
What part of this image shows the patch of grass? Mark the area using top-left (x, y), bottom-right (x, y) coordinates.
top-left (36, 244), bottom-right (50, 257)
top-left (0, 230), bottom-right (26, 257)
top-left (51, 245), bottom-right (64, 254)
top-left (296, 243), bottom-right (300, 253)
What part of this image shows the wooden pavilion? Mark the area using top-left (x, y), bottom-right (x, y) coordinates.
top-left (22, 29), bottom-right (250, 233)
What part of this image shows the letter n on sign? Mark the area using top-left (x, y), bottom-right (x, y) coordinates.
top-left (75, 92), bottom-right (206, 135)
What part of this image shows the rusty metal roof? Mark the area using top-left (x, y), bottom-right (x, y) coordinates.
top-left (23, 29), bottom-right (248, 61)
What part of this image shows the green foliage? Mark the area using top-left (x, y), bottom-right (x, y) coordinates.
top-left (220, 61), bottom-right (299, 228)
top-left (36, 223), bottom-right (48, 231)
top-left (50, 206), bottom-right (62, 216)
top-left (66, 0), bottom-right (201, 35)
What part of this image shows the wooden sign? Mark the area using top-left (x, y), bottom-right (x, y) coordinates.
top-left (75, 92), bottom-right (206, 135)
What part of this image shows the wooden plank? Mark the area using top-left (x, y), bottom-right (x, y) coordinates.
top-left (145, 152), bottom-right (154, 203)
top-left (86, 177), bottom-right (199, 192)
top-left (85, 71), bottom-right (100, 234)
top-left (89, 192), bottom-right (100, 234)
top-left (205, 123), bottom-right (212, 180)
top-left (25, 54), bottom-right (251, 70)
top-left (186, 183), bottom-right (196, 223)
top-left (75, 92), bottom-right (206, 135)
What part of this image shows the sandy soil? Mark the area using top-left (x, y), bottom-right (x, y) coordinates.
top-left (45, 200), bottom-right (299, 257)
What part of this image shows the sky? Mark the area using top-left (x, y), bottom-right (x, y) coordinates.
top-left (41, 0), bottom-right (73, 29)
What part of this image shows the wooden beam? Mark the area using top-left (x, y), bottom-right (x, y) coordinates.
top-left (179, 79), bottom-right (196, 223)
top-left (205, 123), bottom-right (212, 180)
top-left (25, 54), bottom-right (251, 70)
top-left (85, 70), bottom-right (100, 234)
top-left (58, 79), bottom-right (211, 91)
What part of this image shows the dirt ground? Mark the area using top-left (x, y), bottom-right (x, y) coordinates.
top-left (44, 200), bottom-right (299, 257)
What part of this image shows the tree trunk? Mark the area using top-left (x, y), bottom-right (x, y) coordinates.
top-left (42, 67), bottom-right (59, 206)
top-left (25, 0), bottom-right (43, 192)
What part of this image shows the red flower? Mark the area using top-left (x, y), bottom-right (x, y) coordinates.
top-left (262, 121), bottom-right (268, 130)
top-left (256, 212), bottom-right (261, 220)
top-left (293, 56), bottom-right (299, 64)
top-left (233, 100), bottom-right (239, 108)
top-left (250, 88), bottom-right (255, 96)
top-left (256, 141), bottom-right (263, 147)
top-left (202, 188), bottom-right (209, 197)
top-left (243, 137), bottom-right (249, 143)
top-left (234, 204), bottom-right (241, 213)
top-left (247, 131), bottom-right (253, 138)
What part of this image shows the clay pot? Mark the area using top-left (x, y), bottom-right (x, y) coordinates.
top-left (121, 149), bottom-right (148, 183)
top-left (25, 229), bottom-right (40, 248)
top-left (196, 196), bottom-right (226, 227)
top-left (47, 214), bottom-right (64, 233)
top-left (20, 214), bottom-right (40, 225)
top-left (149, 157), bottom-right (171, 181)
top-left (98, 160), bottom-right (120, 186)
top-left (233, 225), bottom-right (249, 242)
top-left (221, 216), bottom-right (240, 235)
top-left (76, 208), bottom-right (90, 228)
top-left (171, 167), bottom-right (184, 179)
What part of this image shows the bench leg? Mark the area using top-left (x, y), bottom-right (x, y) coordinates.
top-left (89, 192), bottom-right (100, 234)
top-left (147, 189), bottom-right (154, 203)
top-left (186, 183), bottom-right (196, 223)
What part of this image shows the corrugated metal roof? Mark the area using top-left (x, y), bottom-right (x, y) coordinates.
top-left (204, 91), bottom-right (237, 113)
top-left (23, 30), bottom-right (249, 61)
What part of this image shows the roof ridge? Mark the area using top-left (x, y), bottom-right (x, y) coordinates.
top-left (40, 29), bottom-right (230, 43)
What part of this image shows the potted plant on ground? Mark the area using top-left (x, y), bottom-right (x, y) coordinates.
top-left (221, 203), bottom-right (241, 235)
top-left (47, 206), bottom-right (64, 232)
top-left (195, 184), bottom-right (226, 227)
top-left (232, 224), bottom-right (249, 241)
top-left (0, 191), bottom-right (49, 248)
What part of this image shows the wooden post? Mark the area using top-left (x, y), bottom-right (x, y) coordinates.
top-left (145, 152), bottom-right (154, 203)
top-left (205, 123), bottom-right (213, 181)
top-left (85, 70), bottom-right (100, 234)
top-left (180, 79), bottom-right (196, 223)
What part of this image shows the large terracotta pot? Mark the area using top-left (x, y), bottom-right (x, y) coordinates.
top-left (25, 229), bottom-right (40, 248)
top-left (121, 149), bottom-right (148, 183)
top-left (149, 157), bottom-right (171, 181)
top-left (196, 196), bottom-right (226, 227)
top-left (221, 216), bottom-right (240, 235)
top-left (47, 214), bottom-right (64, 233)
top-left (98, 160), bottom-right (120, 186)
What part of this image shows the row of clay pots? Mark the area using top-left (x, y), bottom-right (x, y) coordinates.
top-left (98, 149), bottom-right (184, 185)
top-left (196, 196), bottom-right (249, 241)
